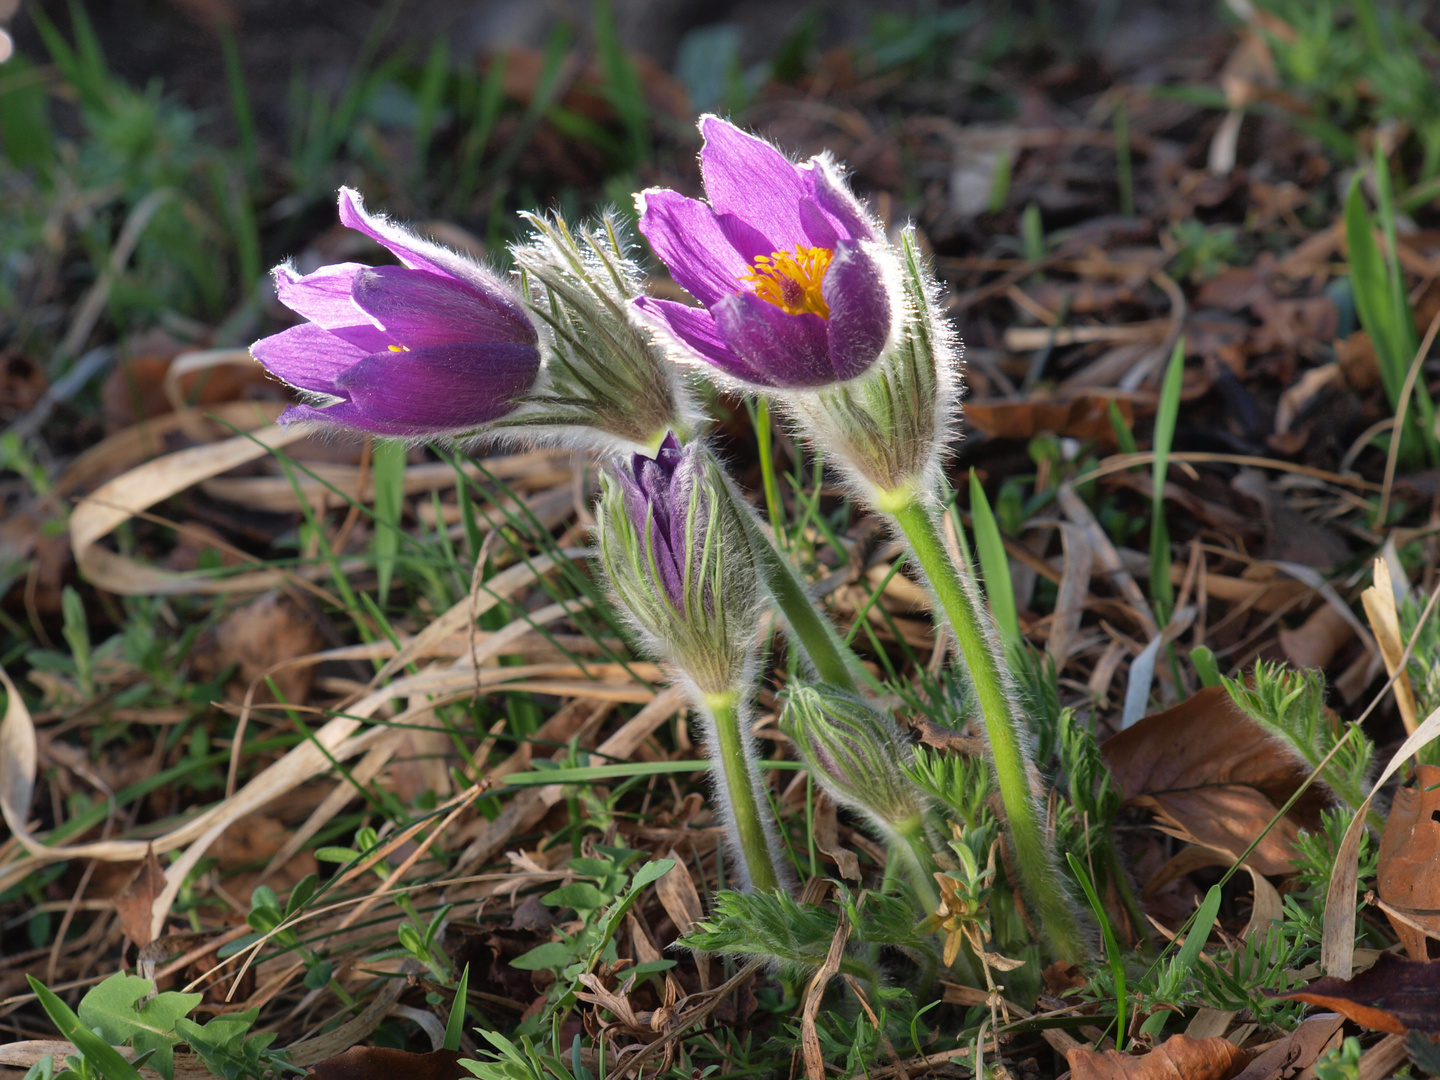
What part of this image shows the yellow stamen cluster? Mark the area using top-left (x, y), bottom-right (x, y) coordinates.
top-left (739, 246), bottom-right (834, 319)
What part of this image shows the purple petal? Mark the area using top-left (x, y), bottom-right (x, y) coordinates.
top-left (636, 189), bottom-right (749, 307)
top-left (287, 342), bottom-right (539, 436)
top-left (698, 116), bottom-right (809, 250)
top-left (613, 468), bottom-right (650, 542)
top-left (632, 297), bottom-right (746, 372)
top-left (273, 262), bottom-right (368, 328)
top-left (252, 323), bottom-right (367, 395)
top-left (336, 188), bottom-right (530, 322)
top-left (339, 342), bottom-right (539, 429)
top-left (823, 243), bottom-right (892, 381)
top-left (351, 266), bottom-right (537, 347)
top-left (711, 291), bottom-right (834, 388)
top-left (795, 201), bottom-right (840, 250)
top-left (803, 158), bottom-right (877, 243)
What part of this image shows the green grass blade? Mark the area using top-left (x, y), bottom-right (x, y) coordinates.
top-left (1190, 645), bottom-right (1221, 688)
top-left (1346, 175), bottom-right (1406, 404)
top-left (969, 469), bottom-right (1019, 645)
top-left (1065, 853), bottom-right (1127, 1052)
top-left (1150, 339), bottom-right (1183, 623)
top-left (444, 963), bottom-right (470, 1051)
top-left (1175, 885), bottom-right (1221, 971)
top-left (371, 440), bottom-right (408, 601)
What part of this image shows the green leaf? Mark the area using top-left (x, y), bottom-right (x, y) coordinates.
top-left (284, 872), bottom-right (319, 916)
top-left (76, 973), bottom-right (200, 1080)
top-left (969, 469), bottom-right (1019, 645)
top-left (313, 846), bottom-right (361, 866)
top-left (27, 976), bottom-right (145, 1080)
top-left (509, 941), bottom-right (577, 972)
top-left (628, 858), bottom-right (674, 892)
top-left (444, 964), bottom-right (470, 1052)
top-left (626, 959), bottom-right (676, 980)
top-left (541, 882), bottom-right (607, 911)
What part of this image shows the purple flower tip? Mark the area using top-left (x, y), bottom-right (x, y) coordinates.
top-left (635, 117), bottom-right (891, 390)
top-left (251, 188), bottom-right (540, 438)
top-left (617, 432), bottom-right (694, 609)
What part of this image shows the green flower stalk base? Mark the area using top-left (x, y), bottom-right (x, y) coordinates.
top-left (702, 690), bottom-right (783, 892)
top-left (752, 534), bottom-right (861, 694)
top-left (880, 487), bottom-right (1086, 963)
top-left (892, 815), bottom-right (942, 914)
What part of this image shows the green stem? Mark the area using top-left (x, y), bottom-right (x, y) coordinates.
top-left (754, 398), bottom-right (787, 548)
top-left (704, 691), bottom-right (782, 892)
top-left (749, 516), bottom-right (862, 694)
top-left (882, 488), bottom-right (1085, 963)
top-left (893, 815), bottom-right (941, 915)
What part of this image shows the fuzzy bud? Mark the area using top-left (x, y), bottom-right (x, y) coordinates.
top-left (596, 434), bottom-right (762, 696)
top-left (783, 227), bottom-right (957, 503)
top-left (509, 211), bottom-right (701, 453)
top-left (782, 684), bottom-right (927, 834)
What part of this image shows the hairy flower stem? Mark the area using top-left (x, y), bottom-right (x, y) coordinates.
top-left (881, 489), bottom-right (1085, 963)
top-left (703, 690), bottom-right (782, 892)
top-left (893, 816), bottom-right (942, 914)
top-left (745, 513), bottom-right (862, 694)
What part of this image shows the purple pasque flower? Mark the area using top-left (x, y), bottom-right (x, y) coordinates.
top-left (597, 431), bottom-right (761, 696)
top-left (634, 115), bottom-right (893, 390)
top-left (252, 188), bottom-right (540, 438)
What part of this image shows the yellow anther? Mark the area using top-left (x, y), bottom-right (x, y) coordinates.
top-left (738, 246), bottom-right (834, 318)
top-left (388, 344), bottom-right (411, 352)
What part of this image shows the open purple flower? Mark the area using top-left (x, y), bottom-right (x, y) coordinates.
top-left (252, 188), bottom-right (540, 438)
top-left (634, 116), bottom-right (893, 390)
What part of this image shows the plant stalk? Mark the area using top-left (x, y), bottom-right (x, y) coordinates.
top-left (747, 515), bottom-right (861, 694)
top-left (892, 815), bottom-right (941, 915)
top-left (881, 488), bottom-right (1085, 962)
top-left (703, 691), bottom-right (782, 892)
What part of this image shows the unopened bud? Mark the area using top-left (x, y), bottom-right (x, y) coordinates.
top-left (782, 684), bottom-right (927, 834)
top-left (596, 434), bottom-right (762, 695)
top-left (510, 211), bottom-right (700, 453)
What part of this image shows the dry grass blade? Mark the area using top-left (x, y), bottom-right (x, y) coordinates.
top-left (800, 907), bottom-right (851, 1080)
top-left (1361, 557), bottom-right (1420, 734)
top-left (1324, 583), bottom-right (1440, 977)
top-left (69, 417), bottom-right (315, 595)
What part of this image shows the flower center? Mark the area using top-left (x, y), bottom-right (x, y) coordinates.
top-left (739, 246), bottom-right (833, 318)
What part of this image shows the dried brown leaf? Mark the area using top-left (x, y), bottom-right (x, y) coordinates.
top-left (1066, 1033), bottom-right (1249, 1080)
top-left (965, 394), bottom-right (1132, 443)
top-left (112, 845), bottom-right (166, 947)
top-left (1378, 763), bottom-right (1440, 960)
top-left (1278, 603), bottom-right (1355, 671)
top-left (1272, 952), bottom-right (1440, 1034)
top-left (1230, 1012), bottom-right (1344, 1080)
top-left (1100, 687), bottom-right (1307, 874)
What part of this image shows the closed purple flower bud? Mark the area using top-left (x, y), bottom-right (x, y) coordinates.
top-left (251, 188), bottom-right (540, 439)
top-left (596, 433), bottom-right (762, 695)
top-left (633, 116), bottom-right (895, 390)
